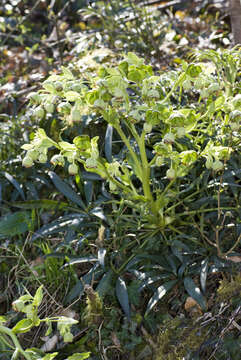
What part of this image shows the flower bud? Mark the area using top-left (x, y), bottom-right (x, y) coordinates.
top-left (34, 106), bottom-right (45, 119)
top-left (44, 103), bottom-right (55, 113)
top-left (70, 106), bottom-right (81, 122)
top-left (68, 163), bottom-right (78, 175)
top-left (144, 123), bottom-right (152, 133)
top-left (212, 160), bottom-right (223, 172)
top-left (155, 156), bottom-right (163, 166)
top-left (176, 127), bottom-right (186, 138)
top-left (166, 168), bottom-right (176, 180)
top-left (50, 154), bottom-right (65, 166)
top-left (163, 133), bottom-right (175, 144)
top-left (38, 153), bottom-right (48, 163)
top-left (22, 156), bottom-right (34, 168)
top-left (230, 122), bottom-right (240, 131)
top-left (27, 149), bottom-right (39, 161)
top-left (54, 82), bottom-right (63, 92)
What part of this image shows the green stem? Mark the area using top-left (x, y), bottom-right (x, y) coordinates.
top-left (117, 229), bottom-right (159, 274)
top-left (115, 124), bottom-right (143, 181)
top-left (177, 207), bottom-right (238, 217)
top-left (161, 72), bottom-right (186, 104)
top-left (137, 131), bottom-right (153, 203)
top-left (0, 326), bottom-right (32, 360)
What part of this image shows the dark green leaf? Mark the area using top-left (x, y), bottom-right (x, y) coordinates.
top-left (184, 276), bottom-right (206, 311)
top-left (145, 280), bottom-right (177, 316)
top-left (31, 213), bottom-right (87, 241)
top-left (48, 171), bottom-right (86, 210)
top-left (96, 270), bottom-right (114, 298)
top-left (116, 277), bottom-right (131, 319)
top-left (200, 258), bottom-right (209, 293)
top-left (63, 256), bottom-right (98, 266)
top-left (0, 211), bottom-right (32, 237)
top-left (2, 172), bottom-right (25, 200)
top-left (84, 181), bottom-right (93, 204)
top-left (90, 207), bottom-right (107, 221)
top-left (12, 199), bottom-right (71, 211)
top-left (105, 124), bottom-right (113, 162)
top-left (98, 248), bottom-right (106, 267)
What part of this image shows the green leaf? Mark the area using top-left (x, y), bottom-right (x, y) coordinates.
top-left (61, 66), bottom-right (74, 80)
top-left (116, 277), bottom-right (130, 319)
top-left (33, 285), bottom-right (43, 307)
top-left (31, 213), bottom-right (87, 241)
top-left (84, 181), bottom-right (93, 204)
top-left (0, 211), bottom-right (32, 237)
top-left (63, 256), bottom-right (98, 266)
top-left (96, 270), bottom-right (114, 298)
top-left (105, 124), bottom-right (113, 163)
top-left (200, 259), bottom-right (209, 293)
top-left (12, 318), bottom-right (33, 334)
top-left (67, 353), bottom-right (91, 360)
top-left (2, 172), bottom-right (25, 200)
top-left (145, 280), bottom-right (177, 316)
top-left (184, 276), bottom-right (206, 311)
top-left (48, 171), bottom-right (86, 210)
top-left (12, 200), bottom-right (71, 211)
top-left (65, 91), bottom-right (81, 102)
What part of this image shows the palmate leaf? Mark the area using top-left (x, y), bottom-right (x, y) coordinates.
top-left (116, 277), bottom-right (131, 319)
top-left (145, 280), bottom-right (177, 316)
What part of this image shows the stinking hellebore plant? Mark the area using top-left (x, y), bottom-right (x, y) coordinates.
top-left (0, 286), bottom-right (90, 359)
top-left (21, 50), bottom-right (240, 230)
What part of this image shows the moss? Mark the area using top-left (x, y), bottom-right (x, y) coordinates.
top-left (217, 274), bottom-right (241, 302)
top-left (82, 285), bottom-right (103, 327)
top-left (155, 317), bottom-right (208, 360)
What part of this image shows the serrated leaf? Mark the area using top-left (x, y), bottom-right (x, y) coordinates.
top-left (12, 318), bottom-right (33, 334)
top-left (48, 171), bottom-right (86, 210)
top-left (105, 124), bottom-right (113, 162)
top-left (3, 172), bottom-right (25, 200)
top-left (145, 280), bottom-right (177, 316)
top-left (116, 277), bottom-right (130, 319)
top-left (184, 276), bottom-right (206, 311)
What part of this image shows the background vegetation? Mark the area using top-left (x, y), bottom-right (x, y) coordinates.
top-left (0, 1), bottom-right (240, 359)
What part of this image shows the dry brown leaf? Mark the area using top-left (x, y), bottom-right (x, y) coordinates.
top-left (226, 255), bottom-right (241, 263)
